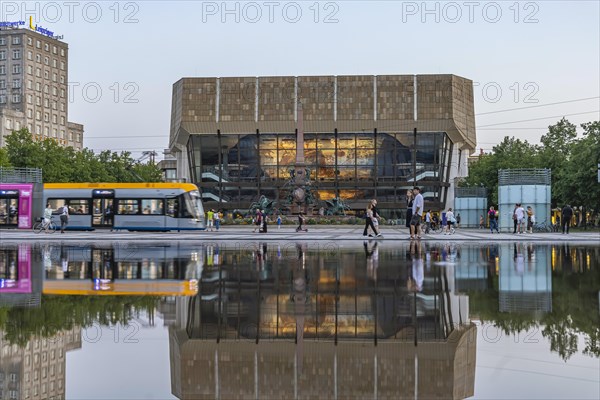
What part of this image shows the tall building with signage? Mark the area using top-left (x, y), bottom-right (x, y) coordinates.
top-left (0, 24), bottom-right (84, 150)
top-left (169, 74), bottom-right (475, 214)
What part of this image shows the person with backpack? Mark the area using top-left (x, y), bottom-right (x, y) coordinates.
top-left (488, 206), bottom-right (500, 233)
top-left (60, 204), bottom-right (69, 233)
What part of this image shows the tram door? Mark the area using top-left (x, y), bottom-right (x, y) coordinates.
top-left (91, 189), bottom-right (115, 228)
top-left (0, 191), bottom-right (19, 226)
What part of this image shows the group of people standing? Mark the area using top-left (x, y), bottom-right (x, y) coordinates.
top-left (511, 203), bottom-right (536, 234)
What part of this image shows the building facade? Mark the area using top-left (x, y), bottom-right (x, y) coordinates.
top-left (169, 75), bottom-right (476, 214)
top-left (0, 26), bottom-right (83, 150)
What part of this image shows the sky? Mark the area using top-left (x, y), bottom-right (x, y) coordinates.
top-left (2, 1), bottom-right (598, 160)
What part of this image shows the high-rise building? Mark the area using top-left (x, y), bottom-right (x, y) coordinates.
top-left (0, 26), bottom-right (83, 150)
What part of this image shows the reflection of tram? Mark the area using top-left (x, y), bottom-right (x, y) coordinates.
top-left (42, 243), bottom-right (202, 296)
top-left (43, 182), bottom-right (206, 231)
top-left (0, 243), bottom-right (32, 294)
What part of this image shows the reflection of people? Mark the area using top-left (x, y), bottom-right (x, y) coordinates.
top-left (513, 242), bottom-right (525, 275)
top-left (408, 240), bottom-right (423, 292)
top-left (364, 240), bottom-right (379, 281)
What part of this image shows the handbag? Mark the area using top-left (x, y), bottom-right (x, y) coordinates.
top-left (373, 218), bottom-right (379, 227)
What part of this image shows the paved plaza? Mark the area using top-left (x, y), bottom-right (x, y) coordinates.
top-left (3, 225), bottom-right (599, 243)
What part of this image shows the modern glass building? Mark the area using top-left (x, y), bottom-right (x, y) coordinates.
top-left (169, 75), bottom-right (476, 215)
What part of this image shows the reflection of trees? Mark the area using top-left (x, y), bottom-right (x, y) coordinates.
top-left (0, 295), bottom-right (158, 346)
top-left (469, 248), bottom-right (600, 361)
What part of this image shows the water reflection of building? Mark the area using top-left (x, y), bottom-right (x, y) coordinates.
top-left (165, 243), bottom-right (476, 399)
top-left (499, 243), bottom-right (552, 313)
top-left (0, 327), bottom-right (81, 399)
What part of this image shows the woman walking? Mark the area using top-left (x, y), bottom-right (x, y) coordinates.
top-left (405, 189), bottom-right (413, 230)
top-left (363, 201), bottom-right (381, 238)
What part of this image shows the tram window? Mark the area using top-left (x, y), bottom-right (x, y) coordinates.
top-left (166, 198), bottom-right (178, 218)
top-left (141, 199), bottom-right (164, 215)
top-left (118, 199), bottom-right (140, 215)
top-left (47, 199), bottom-right (88, 214)
top-left (68, 200), bottom-right (88, 214)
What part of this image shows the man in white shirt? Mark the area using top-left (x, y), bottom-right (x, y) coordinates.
top-left (515, 203), bottom-right (526, 234)
top-left (410, 187), bottom-right (424, 239)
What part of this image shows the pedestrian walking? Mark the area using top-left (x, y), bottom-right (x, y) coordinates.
top-left (424, 210), bottom-right (432, 234)
top-left (512, 203), bottom-right (519, 234)
top-left (363, 200), bottom-right (381, 237)
top-left (296, 212), bottom-right (308, 232)
top-left (561, 204), bottom-right (573, 234)
top-left (276, 215), bottom-right (282, 229)
top-left (444, 208), bottom-right (456, 235)
top-left (479, 214), bottom-right (485, 229)
top-left (60, 204), bottom-right (69, 233)
top-left (252, 209), bottom-right (262, 233)
top-left (488, 206), bottom-right (500, 233)
top-left (214, 210), bottom-right (221, 231)
top-left (261, 210), bottom-right (268, 233)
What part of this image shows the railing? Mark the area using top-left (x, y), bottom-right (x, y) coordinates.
top-left (0, 167), bottom-right (43, 183)
top-left (498, 169), bottom-right (551, 186)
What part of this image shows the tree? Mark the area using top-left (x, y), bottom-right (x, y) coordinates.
top-left (3, 129), bottom-right (163, 183)
top-left (462, 136), bottom-right (539, 204)
top-left (557, 121), bottom-right (600, 213)
top-left (0, 148), bottom-right (10, 168)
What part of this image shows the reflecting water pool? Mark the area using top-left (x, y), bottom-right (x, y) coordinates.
top-left (0, 241), bottom-right (598, 399)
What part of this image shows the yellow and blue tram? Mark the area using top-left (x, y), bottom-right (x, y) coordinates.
top-left (43, 182), bottom-right (206, 231)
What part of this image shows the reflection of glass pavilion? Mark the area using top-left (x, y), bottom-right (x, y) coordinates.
top-left (168, 75), bottom-right (476, 214)
top-left (166, 245), bottom-right (476, 399)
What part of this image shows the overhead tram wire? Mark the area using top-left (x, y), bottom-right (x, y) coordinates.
top-left (352, 98), bottom-right (600, 134)
top-left (475, 96), bottom-right (600, 116)
top-left (477, 110), bottom-right (600, 128)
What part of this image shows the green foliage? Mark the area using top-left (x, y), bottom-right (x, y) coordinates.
top-left (0, 148), bottom-right (10, 167)
top-left (1, 295), bottom-right (159, 347)
top-left (3, 129), bottom-right (162, 183)
top-left (463, 136), bottom-right (539, 204)
top-left (465, 119), bottom-right (600, 213)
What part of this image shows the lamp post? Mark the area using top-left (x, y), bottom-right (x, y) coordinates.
top-left (413, 127), bottom-right (417, 188)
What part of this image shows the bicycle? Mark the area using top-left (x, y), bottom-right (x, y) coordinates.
top-left (532, 220), bottom-right (552, 233)
top-left (33, 217), bottom-right (57, 234)
top-left (428, 222), bottom-right (443, 234)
